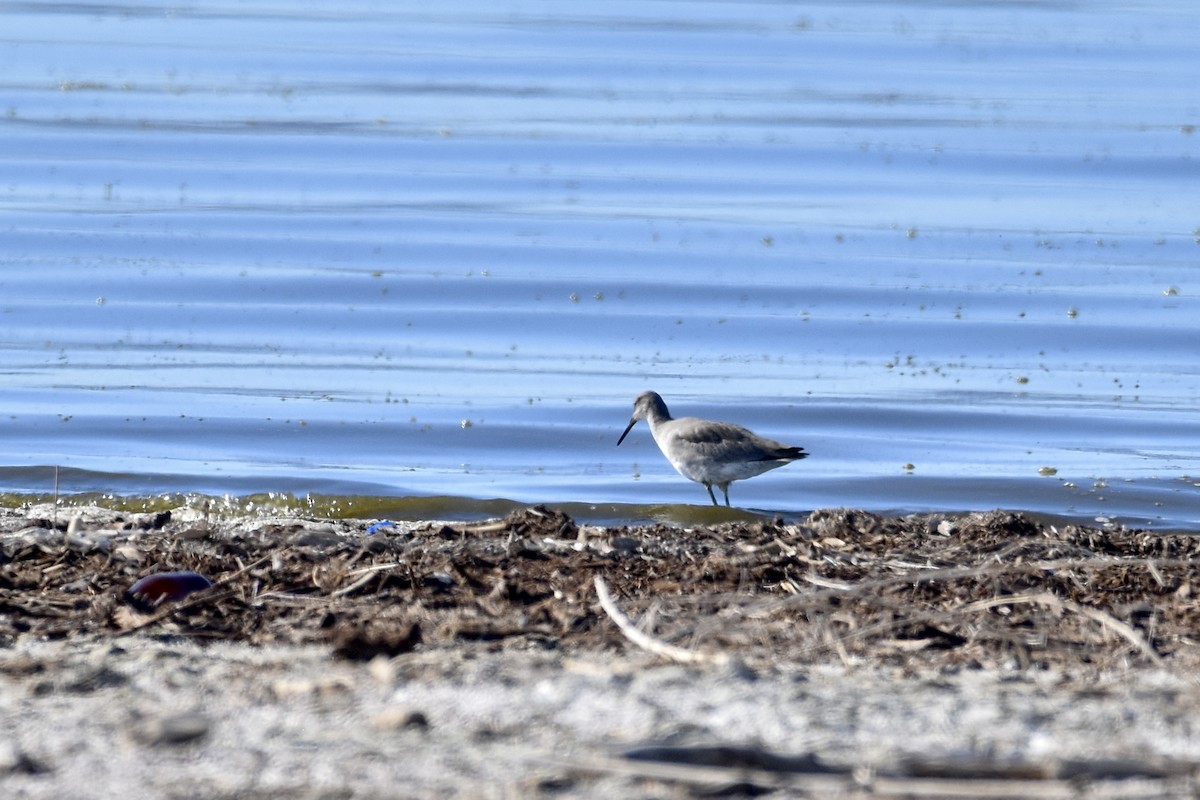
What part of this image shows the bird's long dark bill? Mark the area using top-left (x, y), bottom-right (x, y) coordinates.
top-left (617, 418), bottom-right (637, 446)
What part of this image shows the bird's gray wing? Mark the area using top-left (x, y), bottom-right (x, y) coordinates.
top-left (672, 420), bottom-right (804, 461)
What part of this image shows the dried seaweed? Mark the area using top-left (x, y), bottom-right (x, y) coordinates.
top-left (3, 504), bottom-right (1200, 673)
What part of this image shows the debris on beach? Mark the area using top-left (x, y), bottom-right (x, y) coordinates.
top-left (2, 504), bottom-right (1199, 673)
top-left (127, 571), bottom-right (213, 607)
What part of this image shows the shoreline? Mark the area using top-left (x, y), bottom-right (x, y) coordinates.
top-left (3, 504), bottom-right (1200, 797)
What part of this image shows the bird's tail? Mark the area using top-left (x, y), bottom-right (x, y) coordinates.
top-left (762, 446), bottom-right (807, 462)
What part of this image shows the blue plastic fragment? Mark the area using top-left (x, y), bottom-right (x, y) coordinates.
top-left (365, 520), bottom-right (397, 535)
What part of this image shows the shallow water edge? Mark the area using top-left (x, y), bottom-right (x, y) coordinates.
top-left (4, 482), bottom-right (1196, 534)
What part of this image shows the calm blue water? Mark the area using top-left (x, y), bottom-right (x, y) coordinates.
top-left (2, 1), bottom-right (1199, 528)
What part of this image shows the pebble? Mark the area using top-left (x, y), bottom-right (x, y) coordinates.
top-left (128, 571), bottom-right (213, 605)
top-left (135, 711), bottom-right (211, 746)
top-left (371, 707), bottom-right (430, 732)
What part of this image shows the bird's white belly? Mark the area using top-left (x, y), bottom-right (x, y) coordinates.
top-left (676, 454), bottom-right (780, 483)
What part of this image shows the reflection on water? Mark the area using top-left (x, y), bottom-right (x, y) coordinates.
top-left (1, 1), bottom-right (1199, 529)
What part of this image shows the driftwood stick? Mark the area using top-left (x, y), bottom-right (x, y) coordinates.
top-left (789, 556), bottom-right (1189, 608)
top-left (331, 562), bottom-right (404, 597)
top-left (594, 576), bottom-right (724, 665)
top-left (957, 592), bottom-right (1165, 667)
top-left (551, 754), bottom-right (1182, 799)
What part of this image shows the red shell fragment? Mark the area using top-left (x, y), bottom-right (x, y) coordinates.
top-left (128, 571), bottom-right (213, 606)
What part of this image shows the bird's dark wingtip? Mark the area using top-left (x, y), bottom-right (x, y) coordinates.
top-left (753, 447), bottom-right (808, 463)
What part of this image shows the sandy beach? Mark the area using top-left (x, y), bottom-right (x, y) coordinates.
top-left (3, 503), bottom-right (1200, 798)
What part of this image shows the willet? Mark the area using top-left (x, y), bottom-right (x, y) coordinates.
top-left (617, 391), bottom-right (808, 507)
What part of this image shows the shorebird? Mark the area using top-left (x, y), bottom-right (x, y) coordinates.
top-left (617, 391), bottom-right (808, 507)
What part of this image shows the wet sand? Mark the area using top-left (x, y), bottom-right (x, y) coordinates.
top-left (3, 504), bottom-right (1200, 798)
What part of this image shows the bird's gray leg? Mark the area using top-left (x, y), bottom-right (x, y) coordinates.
top-left (720, 484), bottom-right (731, 507)
top-left (705, 484), bottom-right (719, 506)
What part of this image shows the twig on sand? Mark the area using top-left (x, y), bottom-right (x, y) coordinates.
top-left (331, 562), bottom-right (402, 598)
top-left (959, 592), bottom-right (1166, 668)
top-left (594, 576), bottom-right (725, 666)
top-left (1063, 599), bottom-right (1166, 668)
top-left (552, 753), bottom-right (1186, 799)
top-left (781, 556), bottom-right (1199, 613)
